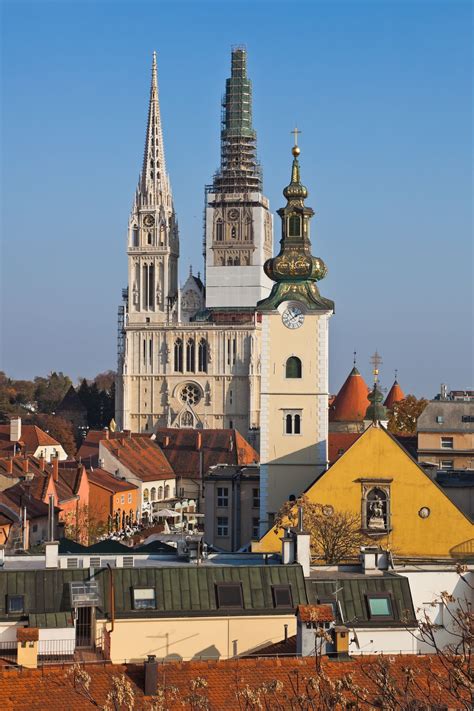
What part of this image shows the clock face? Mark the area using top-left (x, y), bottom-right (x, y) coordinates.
top-left (282, 306), bottom-right (305, 329)
top-left (143, 214), bottom-right (155, 227)
top-left (228, 209), bottom-right (239, 221)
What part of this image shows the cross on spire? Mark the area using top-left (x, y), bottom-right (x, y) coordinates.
top-left (291, 127), bottom-right (302, 146)
top-left (370, 350), bottom-right (383, 383)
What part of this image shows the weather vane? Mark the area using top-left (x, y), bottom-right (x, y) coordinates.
top-left (370, 350), bottom-right (383, 383)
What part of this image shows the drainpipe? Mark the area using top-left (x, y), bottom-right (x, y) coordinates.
top-left (107, 563), bottom-right (115, 632)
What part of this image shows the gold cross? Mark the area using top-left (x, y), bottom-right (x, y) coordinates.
top-left (370, 350), bottom-right (383, 383)
top-left (291, 127), bottom-right (302, 146)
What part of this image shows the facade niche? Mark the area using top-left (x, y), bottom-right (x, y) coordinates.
top-left (362, 484), bottom-right (390, 533)
top-left (286, 356), bottom-right (302, 378)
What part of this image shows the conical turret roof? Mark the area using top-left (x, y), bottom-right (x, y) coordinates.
top-left (329, 367), bottom-right (370, 422)
top-left (384, 380), bottom-right (405, 409)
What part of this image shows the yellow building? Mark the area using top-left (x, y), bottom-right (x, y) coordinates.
top-left (254, 424), bottom-right (473, 560)
top-left (257, 140), bottom-right (334, 534)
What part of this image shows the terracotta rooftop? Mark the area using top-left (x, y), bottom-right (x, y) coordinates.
top-left (297, 604), bottom-right (335, 623)
top-left (328, 432), bottom-right (361, 464)
top-left (77, 430), bottom-right (141, 465)
top-left (16, 627), bottom-right (39, 642)
top-left (0, 424), bottom-right (60, 456)
top-left (0, 486), bottom-right (51, 520)
top-left (0, 655), bottom-right (466, 709)
top-left (0, 456), bottom-right (81, 506)
top-left (87, 467), bottom-right (139, 493)
top-left (101, 436), bottom-right (174, 482)
top-left (329, 366), bottom-right (370, 422)
top-left (155, 428), bottom-right (259, 477)
top-left (384, 379), bottom-right (406, 409)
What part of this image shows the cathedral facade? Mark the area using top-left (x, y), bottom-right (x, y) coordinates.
top-left (115, 49), bottom-right (273, 442)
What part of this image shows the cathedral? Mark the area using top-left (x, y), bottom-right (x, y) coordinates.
top-left (115, 48), bottom-right (273, 441)
top-left (115, 47), bottom-right (334, 519)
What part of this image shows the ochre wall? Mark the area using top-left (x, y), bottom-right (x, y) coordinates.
top-left (255, 426), bottom-right (473, 558)
top-left (103, 614), bottom-right (295, 663)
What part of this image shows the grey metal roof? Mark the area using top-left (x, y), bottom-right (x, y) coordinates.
top-left (306, 573), bottom-right (416, 628)
top-left (417, 401), bottom-right (474, 433)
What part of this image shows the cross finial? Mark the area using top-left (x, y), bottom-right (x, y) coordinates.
top-left (353, 350), bottom-right (357, 366)
top-left (291, 127), bottom-right (302, 146)
top-left (394, 368), bottom-right (398, 381)
top-left (370, 350), bottom-right (383, 383)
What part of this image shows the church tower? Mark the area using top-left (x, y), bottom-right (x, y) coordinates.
top-left (258, 137), bottom-right (334, 533)
top-left (205, 47), bottom-right (273, 308)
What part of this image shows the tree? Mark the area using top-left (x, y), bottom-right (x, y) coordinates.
top-left (34, 371), bottom-right (72, 413)
top-left (94, 370), bottom-right (116, 393)
top-left (387, 394), bottom-right (428, 435)
top-left (63, 504), bottom-right (108, 545)
top-left (31, 413), bottom-right (77, 457)
top-left (274, 495), bottom-right (369, 564)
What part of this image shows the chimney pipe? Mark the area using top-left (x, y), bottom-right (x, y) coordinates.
top-left (196, 432), bottom-right (202, 451)
top-left (39, 454), bottom-right (46, 471)
top-left (144, 655), bottom-right (158, 696)
top-left (5, 458), bottom-right (13, 475)
top-left (48, 495), bottom-right (55, 542)
top-left (51, 455), bottom-right (59, 482)
top-left (162, 435), bottom-right (170, 448)
top-left (297, 505), bottom-right (304, 532)
top-left (10, 417), bottom-right (21, 443)
top-left (103, 427), bottom-right (109, 440)
top-left (22, 457), bottom-right (29, 475)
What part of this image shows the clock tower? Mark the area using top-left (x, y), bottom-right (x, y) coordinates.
top-left (257, 138), bottom-right (334, 534)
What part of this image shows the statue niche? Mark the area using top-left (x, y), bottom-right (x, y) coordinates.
top-left (365, 487), bottom-right (388, 531)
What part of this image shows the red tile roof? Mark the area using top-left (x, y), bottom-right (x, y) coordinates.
top-left (0, 456), bottom-right (80, 506)
top-left (0, 486), bottom-right (51, 520)
top-left (329, 367), bottom-right (370, 422)
top-left (0, 424), bottom-right (60, 455)
top-left (328, 432), bottom-right (361, 463)
top-left (16, 628), bottom-right (39, 642)
top-left (384, 380), bottom-right (405, 409)
top-left (101, 436), bottom-right (174, 482)
top-left (77, 430), bottom-right (141, 465)
top-left (87, 467), bottom-right (139, 493)
top-left (0, 656), bottom-right (466, 709)
top-left (155, 428), bottom-right (259, 477)
top-left (297, 604), bottom-right (335, 623)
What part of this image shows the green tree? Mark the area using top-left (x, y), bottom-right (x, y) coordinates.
top-left (387, 394), bottom-right (428, 435)
top-left (34, 372), bottom-right (72, 413)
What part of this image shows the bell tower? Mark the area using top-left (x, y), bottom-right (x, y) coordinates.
top-left (258, 136), bottom-right (334, 534)
top-left (204, 47), bottom-right (273, 309)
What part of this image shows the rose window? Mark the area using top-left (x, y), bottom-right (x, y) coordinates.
top-left (180, 384), bottom-right (201, 406)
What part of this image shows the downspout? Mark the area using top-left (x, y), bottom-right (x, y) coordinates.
top-left (107, 563), bottom-right (115, 632)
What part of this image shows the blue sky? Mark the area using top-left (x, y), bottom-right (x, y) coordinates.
top-left (1, 0), bottom-right (472, 397)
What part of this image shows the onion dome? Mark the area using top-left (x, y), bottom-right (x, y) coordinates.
top-left (384, 379), bottom-right (405, 409)
top-left (257, 140), bottom-right (334, 312)
top-left (365, 382), bottom-right (388, 423)
top-left (329, 367), bottom-right (371, 422)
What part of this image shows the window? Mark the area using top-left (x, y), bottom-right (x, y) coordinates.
top-left (288, 214), bottom-right (301, 237)
top-left (128, 493), bottom-right (132, 504)
top-left (164, 484), bottom-right (170, 499)
top-left (133, 587), bottom-right (156, 610)
top-left (366, 594), bottom-right (394, 619)
top-left (217, 516), bottom-right (229, 537)
top-left (436, 415), bottom-right (444, 424)
top-left (32, 524), bottom-right (38, 533)
top-left (441, 460), bottom-right (454, 470)
top-left (198, 338), bottom-right (208, 373)
top-left (143, 488), bottom-right (149, 502)
top-left (441, 437), bottom-right (453, 449)
top-left (462, 415), bottom-right (474, 423)
top-left (216, 219), bottom-right (223, 241)
top-left (121, 495), bottom-right (125, 504)
top-left (158, 486), bottom-right (163, 499)
top-left (284, 410), bottom-right (302, 435)
top-left (217, 487), bottom-right (229, 507)
top-left (216, 583), bottom-right (243, 609)
top-left (252, 488), bottom-right (260, 509)
top-left (132, 226), bottom-right (139, 246)
top-left (272, 585), bottom-right (293, 608)
top-left (150, 487), bottom-right (156, 502)
top-left (7, 595), bottom-right (24, 614)
top-left (186, 338), bottom-right (195, 372)
top-left (285, 356), bottom-right (302, 378)
top-left (174, 338), bottom-right (183, 372)
top-left (252, 517), bottom-right (259, 538)
top-left (180, 383), bottom-right (201, 405)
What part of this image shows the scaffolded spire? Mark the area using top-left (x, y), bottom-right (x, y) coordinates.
top-left (212, 47), bottom-right (262, 193)
top-left (140, 51), bottom-right (168, 199)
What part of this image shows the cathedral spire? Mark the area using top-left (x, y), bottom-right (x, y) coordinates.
top-left (140, 51), bottom-right (167, 198)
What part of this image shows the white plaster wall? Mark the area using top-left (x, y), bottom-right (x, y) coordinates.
top-left (349, 628), bottom-right (417, 655)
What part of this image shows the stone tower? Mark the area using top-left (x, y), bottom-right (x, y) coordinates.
top-left (257, 139), bottom-right (334, 533)
top-left (205, 47), bottom-right (273, 309)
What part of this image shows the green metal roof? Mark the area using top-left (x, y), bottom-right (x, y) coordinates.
top-left (29, 612), bottom-right (74, 628)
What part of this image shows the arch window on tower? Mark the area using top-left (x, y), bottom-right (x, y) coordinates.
top-left (132, 226), bottom-right (139, 247)
top-left (174, 338), bottom-right (183, 372)
top-left (288, 214), bottom-right (302, 238)
top-left (198, 338), bottom-right (208, 373)
top-left (285, 356), bottom-right (302, 379)
top-left (283, 410), bottom-right (302, 435)
top-left (216, 219), bottom-right (223, 241)
top-left (186, 338), bottom-right (196, 372)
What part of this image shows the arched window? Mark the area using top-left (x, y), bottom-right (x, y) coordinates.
top-left (186, 338), bottom-right (195, 372)
top-left (294, 414), bottom-right (301, 434)
top-left (284, 410), bottom-right (302, 435)
top-left (285, 414), bottom-right (293, 434)
top-left (174, 338), bottom-right (183, 372)
top-left (181, 411), bottom-right (194, 428)
top-left (143, 488), bottom-right (149, 503)
top-left (150, 487), bottom-right (156, 501)
top-left (164, 484), bottom-right (170, 499)
top-left (158, 486), bottom-right (163, 499)
top-left (198, 338), bottom-right (208, 373)
top-left (132, 226), bottom-right (139, 246)
top-left (288, 214), bottom-right (301, 237)
top-left (216, 219), bottom-right (223, 241)
top-left (286, 356), bottom-right (302, 378)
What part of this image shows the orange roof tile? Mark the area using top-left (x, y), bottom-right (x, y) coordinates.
top-left (384, 380), bottom-right (405, 409)
top-left (0, 424), bottom-right (60, 455)
top-left (297, 604), bottom-right (335, 623)
top-left (329, 367), bottom-right (370, 422)
top-left (328, 432), bottom-right (361, 463)
top-left (101, 436), bottom-right (174, 482)
top-left (87, 467), bottom-right (139, 493)
top-left (0, 656), bottom-right (467, 709)
top-left (16, 628), bottom-right (39, 642)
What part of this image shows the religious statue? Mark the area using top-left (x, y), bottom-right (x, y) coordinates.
top-left (367, 494), bottom-right (386, 530)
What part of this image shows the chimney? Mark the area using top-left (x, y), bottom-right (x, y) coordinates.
top-left (281, 529), bottom-right (295, 565)
top-left (22, 457), bottom-right (29, 475)
top-left (360, 546), bottom-right (388, 573)
top-left (123, 429), bottom-right (131, 439)
top-left (440, 383), bottom-right (448, 400)
top-left (10, 417), bottom-right (21, 443)
top-left (51, 455), bottom-right (59, 482)
top-left (45, 540), bottom-right (59, 568)
top-left (5, 458), bottom-right (13, 475)
top-left (162, 435), bottom-right (170, 448)
top-left (196, 432), bottom-right (202, 451)
top-left (39, 454), bottom-right (46, 471)
top-left (144, 655), bottom-right (158, 696)
top-left (103, 427), bottom-right (109, 440)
